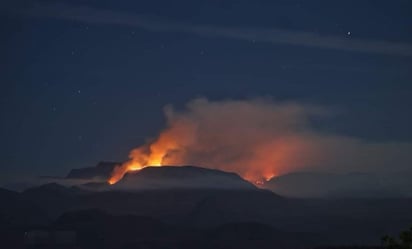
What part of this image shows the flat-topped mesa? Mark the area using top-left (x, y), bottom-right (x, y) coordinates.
top-left (66, 161), bottom-right (121, 180)
top-left (111, 165), bottom-right (257, 190)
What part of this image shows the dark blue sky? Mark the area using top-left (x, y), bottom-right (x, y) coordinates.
top-left (1, 0), bottom-right (412, 181)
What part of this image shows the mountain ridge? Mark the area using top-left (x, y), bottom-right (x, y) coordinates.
top-left (113, 165), bottom-right (257, 190)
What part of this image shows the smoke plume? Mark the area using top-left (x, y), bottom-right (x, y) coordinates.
top-left (109, 98), bottom-right (412, 184)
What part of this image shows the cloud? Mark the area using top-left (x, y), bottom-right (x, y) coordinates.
top-left (17, 2), bottom-right (412, 57)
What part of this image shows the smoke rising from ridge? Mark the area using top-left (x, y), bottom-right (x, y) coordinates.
top-left (110, 98), bottom-right (412, 184)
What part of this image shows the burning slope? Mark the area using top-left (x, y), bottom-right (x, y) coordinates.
top-left (108, 119), bottom-right (194, 184)
top-left (108, 98), bottom-right (319, 184)
top-left (112, 166), bottom-right (256, 190)
top-left (108, 146), bottom-right (169, 185)
top-left (108, 98), bottom-right (412, 185)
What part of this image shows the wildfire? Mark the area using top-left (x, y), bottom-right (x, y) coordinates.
top-left (107, 132), bottom-right (280, 185)
top-left (106, 98), bottom-right (306, 186)
top-left (264, 174), bottom-right (276, 181)
top-left (107, 131), bottom-right (181, 184)
top-left (108, 152), bottom-right (165, 185)
top-left (103, 98), bottom-right (411, 188)
top-left (107, 134), bottom-right (279, 185)
top-left (244, 172), bottom-right (277, 187)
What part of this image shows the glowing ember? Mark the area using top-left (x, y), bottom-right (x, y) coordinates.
top-left (265, 174), bottom-right (276, 181)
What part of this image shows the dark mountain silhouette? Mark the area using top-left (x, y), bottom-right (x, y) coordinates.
top-left (206, 222), bottom-right (318, 249)
top-left (2, 181), bottom-right (39, 192)
top-left (22, 183), bottom-right (86, 198)
top-left (79, 181), bottom-right (110, 191)
top-left (64, 164), bottom-right (256, 191)
top-left (265, 171), bottom-right (410, 198)
top-left (50, 209), bottom-right (313, 249)
top-left (113, 165), bottom-right (257, 190)
top-left (21, 183), bottom-right (87, 218)
top-left (66, 161), bottom-right (120, 180)
top-left (2, 166), bottom-right (412, 248)
top-left (53, 209), bottom-right (169, 249)
top-left (2, 183), bottom-right (412, 247)
top-left (0, 187), bottom-right (47, 227)
top-left (185, 189), bottom-right (283, 227)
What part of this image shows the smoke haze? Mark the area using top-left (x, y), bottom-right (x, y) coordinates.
top-left (114, 98), bottom-right (412, 183)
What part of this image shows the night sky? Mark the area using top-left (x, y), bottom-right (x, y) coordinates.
top-left (1, 0), bottom-right (412, 182)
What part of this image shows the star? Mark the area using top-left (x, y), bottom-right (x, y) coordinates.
top-left (347, 31), bottom-right (351, 36)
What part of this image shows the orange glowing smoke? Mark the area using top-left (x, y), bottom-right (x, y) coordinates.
top-left (108, 98), bottom-right (310, 185)
top-left (108, 141), bottom-right (177, 184)
top-left (108, 150), bottom-right (163, 185)
top-left (108, 98), bottom-right (412, 185)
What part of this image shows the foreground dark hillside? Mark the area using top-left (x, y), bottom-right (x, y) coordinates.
top-left (1, 208), bottom-right (317, 249)
top-left (1, 184), bottom-right (412, 248)
top-left (53, 209), bottom-right (315, 249)
top-left (266, 171), bottom-right (412, 198)
top-left (113, 165), bottom-right (256, 190)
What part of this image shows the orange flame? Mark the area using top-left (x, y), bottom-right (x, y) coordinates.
top-left (105, 98), bottom-right (412, 187)
top-left (108, 132), bottom-right (279, 185)
top-left (107, 98), bottom-right (313, 185)
top-left (108, 128), bottom-right (182, 184)
top-left (107, 124), bottom-right (280, 185)
top-left (108, 150), bottom-right (165, 184)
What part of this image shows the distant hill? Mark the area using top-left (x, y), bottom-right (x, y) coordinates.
top-left (3, 166), bottom-right (412, 247)
top-left (66, 161), bottom-right (120, 180)
top-left (21, 183), bottom-right (87, 218)
top-left (113, 165), bottom-right (257, 190)
top-left (51, 209), bottom-right (312, 249)
top-left (0, 187), bottom-right (47, 226)
top-left (17, 182), bottom-right (281, 226)
top-left (264, 171), bottom-right (411, 198)
top-left (2, 183), bottom-right (412, 247)
top-left (23, 182), bottom-right (85, 197)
